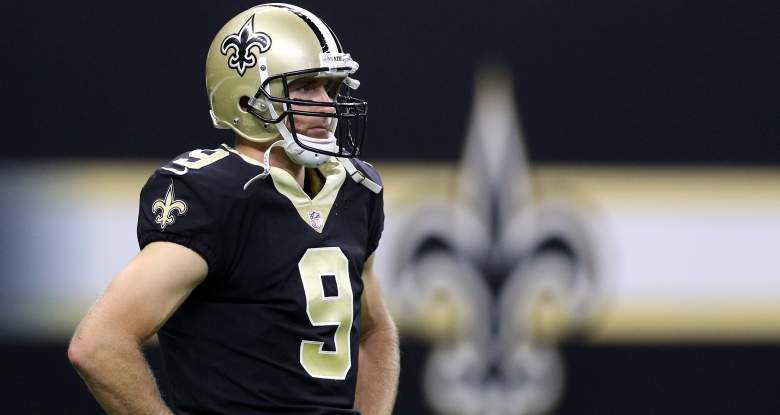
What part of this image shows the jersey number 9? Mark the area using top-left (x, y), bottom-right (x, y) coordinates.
top-left (298, 247), bottom-right (354, 380)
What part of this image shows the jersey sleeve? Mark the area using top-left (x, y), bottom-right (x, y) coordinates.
top-left (137, 170), bottom-right (223, 274)
top-left (356, 160), bottom-right (384, 257)
top-left (366, 191), bottom-right (384, 257)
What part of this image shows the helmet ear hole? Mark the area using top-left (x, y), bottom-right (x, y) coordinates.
top-left (238, 96), bottom-right (251, 112)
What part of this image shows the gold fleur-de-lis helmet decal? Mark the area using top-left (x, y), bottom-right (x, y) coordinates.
top-left (152, 181), bottom-right (188, 231)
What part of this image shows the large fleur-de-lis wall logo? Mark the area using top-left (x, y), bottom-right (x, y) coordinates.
top-left (389, 65), bottom-right (603, 415)
top-left (152, 181), bottom-right (188, 231)
top-left (220, 15), bottom-right (272, 76)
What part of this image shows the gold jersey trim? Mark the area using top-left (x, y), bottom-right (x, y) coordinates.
top-left (221, 144), bottom-right (345, 232)
top-left (269, 158), bottom-right (345, 233)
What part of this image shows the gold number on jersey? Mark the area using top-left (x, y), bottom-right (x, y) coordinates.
top-left (298, 247), bottom-right (354, 380)
top-left (161, 149), bottom-right (229, 175)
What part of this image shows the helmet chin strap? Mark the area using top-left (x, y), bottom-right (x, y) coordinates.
top-left (241, 130), bottom-right (336, 191)
top-left (242, 139), bottom-right (285, 190)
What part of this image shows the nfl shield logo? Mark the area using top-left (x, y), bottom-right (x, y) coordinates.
top-left (308, 210), bottom-right (323, 231)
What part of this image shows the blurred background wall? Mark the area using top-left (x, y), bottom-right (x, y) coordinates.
top-left (1, 0), bottom-right (778, 413)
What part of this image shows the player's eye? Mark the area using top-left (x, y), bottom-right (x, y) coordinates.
top-left (291, 81), bottom-right (313, 93)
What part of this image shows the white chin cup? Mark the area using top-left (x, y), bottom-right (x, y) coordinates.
top-left (282, 132), bottom-right (336, 168)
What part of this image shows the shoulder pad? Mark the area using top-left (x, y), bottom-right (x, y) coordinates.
top-left (337, 157), bottom-right (382, 194)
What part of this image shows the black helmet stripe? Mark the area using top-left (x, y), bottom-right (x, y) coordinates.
top-left (266, 4), bottom-right (338, 53)
top-left (321, 21), bottom-right (343, 53)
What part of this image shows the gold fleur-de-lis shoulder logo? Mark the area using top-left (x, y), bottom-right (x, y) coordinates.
top-left (152, 181), bottom-right (188, 231)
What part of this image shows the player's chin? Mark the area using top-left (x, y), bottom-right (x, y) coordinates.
top-left (303, 128), bottom-right (330, 139)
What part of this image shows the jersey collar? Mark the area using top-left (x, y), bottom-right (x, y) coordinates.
top-left (222, 143), bottom-right (346, 233)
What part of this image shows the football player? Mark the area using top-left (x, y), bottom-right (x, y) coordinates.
top-left (68, 4), bottom-right (399, 414)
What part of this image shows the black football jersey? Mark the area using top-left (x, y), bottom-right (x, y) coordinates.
top-left (136, 145), bottom-right (384, 414)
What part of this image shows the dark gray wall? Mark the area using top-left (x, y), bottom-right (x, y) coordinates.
top-left (1, 0), bottom-right (777, 162)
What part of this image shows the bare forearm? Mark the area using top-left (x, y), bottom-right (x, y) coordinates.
top-left (355, 325), bottom-right (400, 415)
top-left (70, 339), bottom-right (172, 415)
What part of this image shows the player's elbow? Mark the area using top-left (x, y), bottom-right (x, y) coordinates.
top-left (68, 327), bottom-right (122, 374)
top-left (67, 337), bottom-right (86, 371)
top-left (68, 333), bottom-right (99, 372)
